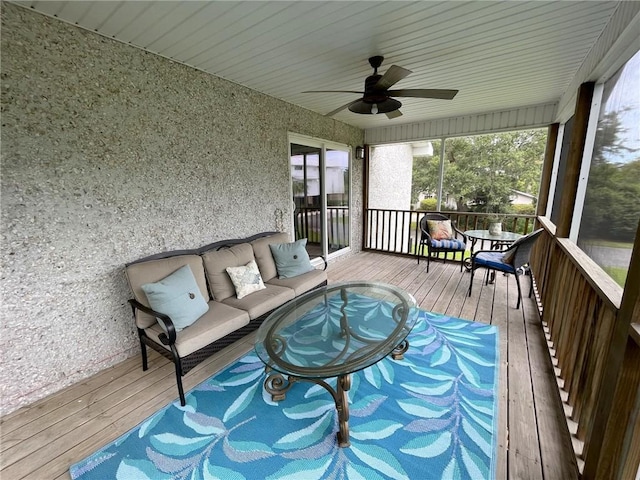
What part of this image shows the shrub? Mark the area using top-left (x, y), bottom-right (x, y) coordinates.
top-left (419, 198), bottom-right (439, 211)
top-left (512, 204), bottom-right (536, 215)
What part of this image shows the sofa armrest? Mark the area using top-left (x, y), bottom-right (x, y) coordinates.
top-left (312, 255), bottom-right (328, 271)
top-left (129, 299), bottom-right (177, 345)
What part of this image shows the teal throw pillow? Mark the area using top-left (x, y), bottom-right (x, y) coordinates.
top-left (269, 238), bottom-right (314, 279)
top-left (141, 264), bottom-right (209, 332)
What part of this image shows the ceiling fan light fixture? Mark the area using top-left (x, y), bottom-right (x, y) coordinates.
top-left (371, 103), bottom-right (378, 115)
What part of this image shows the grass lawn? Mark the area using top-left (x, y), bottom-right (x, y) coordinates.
top-left (580, 239), bottom-right (633, 249)
top-left (602, 266), bottom-right (628, 287)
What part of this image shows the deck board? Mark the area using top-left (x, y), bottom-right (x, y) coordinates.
top-left (0, 251), bottom-right (577, 479)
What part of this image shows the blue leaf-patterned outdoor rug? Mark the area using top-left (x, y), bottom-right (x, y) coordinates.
top-left (70, 309), bottom-right (498, 480)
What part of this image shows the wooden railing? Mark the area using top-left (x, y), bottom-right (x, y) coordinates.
top-left (364, 209), bottom-right (537, 257)
top-left (529, 216), bottom-right (640, 479)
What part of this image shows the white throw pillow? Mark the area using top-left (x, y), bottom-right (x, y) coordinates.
top-left (226, 260), bottom-right (266, 299)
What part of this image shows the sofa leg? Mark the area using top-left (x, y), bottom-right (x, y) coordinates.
top-left (173, 358), bottom-right (186, 406)
top-left (176, 369), bottom-right (186, 406)
top-left (138, 331), bottom-right (148, 371)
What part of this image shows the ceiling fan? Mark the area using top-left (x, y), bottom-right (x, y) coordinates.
top-left (303, 56), bottom-right (458, 119)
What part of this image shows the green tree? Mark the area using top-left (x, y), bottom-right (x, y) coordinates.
top-left (411, 140), bottom-right (442, 203)
top-left (442, 130), bottom-right (546, 213)
top-left (580, 110), bottom-right (640, 242)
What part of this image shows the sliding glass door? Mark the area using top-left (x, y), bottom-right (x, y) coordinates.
top-left (290, 137), bottom-right (350, 258)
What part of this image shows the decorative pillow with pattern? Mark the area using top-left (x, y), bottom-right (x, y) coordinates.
top-left (427, 219), bottom-right (453, 240)
top-left (226, 260), bottom-right (266, 299)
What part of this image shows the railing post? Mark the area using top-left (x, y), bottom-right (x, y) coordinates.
top-left (536, 123), bottom-right (559, 230)
top-left (557, 82), bottom-right (594, 238)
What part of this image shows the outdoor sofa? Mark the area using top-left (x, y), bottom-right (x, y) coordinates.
top-left (125, 232), bottom-right (328, 405)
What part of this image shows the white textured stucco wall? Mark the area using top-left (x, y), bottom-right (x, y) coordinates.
top-left (368, 144), bottom-right (413, 210)
top-left (0, 4), bottom-right (363, 415)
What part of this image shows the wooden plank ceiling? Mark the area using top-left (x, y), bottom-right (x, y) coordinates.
top-left (14, 1), bottom-right (620, 130)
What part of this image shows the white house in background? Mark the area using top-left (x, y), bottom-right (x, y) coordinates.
top-left (291, 150), bottom-right (348, 202)
top-left (510, 189), bottom-right (537, 205)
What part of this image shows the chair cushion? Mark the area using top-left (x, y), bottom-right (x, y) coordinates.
top-left (125, 255), bottom-right (209, 329)
top-left (226, 260), bottom-right (266, 299)
top-left (269, 238), bottom-right (314, 278)
top-left (251, 232), bottom-right (290, 281)
top-left (427, 219), bottom-right (453, 240)
top-left (141, 264), bottom-right (210, 332)
top-left (474, 251), bottom-right (516, 273)
top-left (430, 238), bottom-right (466, 250)
top-left (502, 234), bottom-right (531, 265)
top-left (202, 243), bottom-right (256, 301)
top-left (503, 248), bottom-right (516, 265)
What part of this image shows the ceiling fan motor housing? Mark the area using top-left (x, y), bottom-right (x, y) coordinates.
top-left (364, 75), bottom-right (387, 102)
top-left (348, 97), bottom-right (401, 114)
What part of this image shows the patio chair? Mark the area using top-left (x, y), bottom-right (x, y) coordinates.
top-left (468, 228), bottom-right (543, 309)
top-left (417, 213), bottom-right (467, 272)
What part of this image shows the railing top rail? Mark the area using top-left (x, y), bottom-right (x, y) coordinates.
top-left (537, 216), bottom-right (557, 236)
top-left (367, 208), bottom-right (536, 218)
top-left (535, 217), bottom-right (623, 311)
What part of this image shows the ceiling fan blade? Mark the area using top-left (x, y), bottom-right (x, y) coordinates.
top-left (374, 65), bottom-right (412, 90)
top-left (325, 99), bottom-right (361, 117)
top-left (386, 110), bottom-right (403, 119)
top-left (386, 89), bottom-right (459, 100)
top-left (302, 90), bottom-right (364, 94)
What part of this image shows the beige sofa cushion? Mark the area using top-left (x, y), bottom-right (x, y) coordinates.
top-left (266, 268), bottom-right (327, 296)
top-left (222, 284), bottom-right (295, 320)
top-left (202, 243), bottom-right (255, 301)
top-left (125, 255), bottom-right (208, 329)
top-left (250, 232), bottom-right (290, 281)
top-left (143, 301), bottom-right (250, 357)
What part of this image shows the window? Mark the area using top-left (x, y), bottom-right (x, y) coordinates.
top-left (577, 49), bottom-right (640, 287)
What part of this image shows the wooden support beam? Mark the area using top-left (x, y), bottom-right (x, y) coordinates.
top-left (557, 83), bottom-right (594, 238)
top-left (582, 220), bottom-right (640, 479)
top-left (536, 123), bottom-right (559, 223)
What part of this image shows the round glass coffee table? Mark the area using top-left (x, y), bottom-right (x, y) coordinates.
top-left (254, 281), bottom-right (418, 447)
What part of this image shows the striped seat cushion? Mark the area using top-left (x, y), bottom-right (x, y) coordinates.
top-left (474, 251), bottom-right (516, 273)
top-left (430, 239), bottom-right (466, 250)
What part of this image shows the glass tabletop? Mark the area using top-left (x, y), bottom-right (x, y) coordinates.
top-left (255, 281), bottom-right (419, 379)
top-left (464, 229), bottom-right (522, 242)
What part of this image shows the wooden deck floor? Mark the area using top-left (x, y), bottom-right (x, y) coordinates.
top-left (1, 251), bottom-right (578, 479)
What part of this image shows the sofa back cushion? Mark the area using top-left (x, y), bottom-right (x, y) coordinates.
top-left (125, 255), bottom-right (208, 329)
top-left (202, 243), bottom-right (255, 301)
top-left (250, 232), bottom-right (290, 281)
